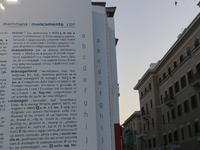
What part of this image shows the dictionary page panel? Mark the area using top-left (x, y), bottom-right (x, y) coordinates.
top-left (0, 0), bottom-right (97, 149)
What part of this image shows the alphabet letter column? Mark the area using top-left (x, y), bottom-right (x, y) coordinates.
top-left (93, 6), bottom-right (113, 150)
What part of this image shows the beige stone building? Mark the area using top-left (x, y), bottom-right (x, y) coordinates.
top-left (122, 111), bottom-right (142, 150)
top-left (134, 12), bottom-right (200, 150)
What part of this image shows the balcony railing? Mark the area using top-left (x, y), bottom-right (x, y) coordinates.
top-left (141, 111), bottom-right (149, 120)
top-left (164, 95), bottom-right (175, 107)
top-left (138, 132), bottom-right (147, 140)
top-left (140, 88), bottom-right (151, 101)
top-left (189, 73), bottom-right (200, 88)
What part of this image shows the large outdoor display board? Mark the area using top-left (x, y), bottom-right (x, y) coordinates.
top-left (0, 0), bottom-right (100, 149)
top-left (93, 6), bottom-right (113, 150)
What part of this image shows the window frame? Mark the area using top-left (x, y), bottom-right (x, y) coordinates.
top-left (163, 134), bottom-right (167, 146)
top-left (174, 61), bottom-right (177, 69)
top-left (187, 123), bottom-right (192, 138)
top-left (194, 121), bottom-right (200, 135)
top-left (149, 83), bottom-right (151, 89)
top-left (167, 111), bottom-right (170, 123)
top-left (162, 114), bottom-right (165, 124)
top-left (148, 138), bottom-right (152, 148)
top-left (160, 95), bottom-right (163, 105)
top-left (168, 132), bottom-right (173, 143)
top-left (150, 99), bottom-right (153, 108)
top-left (152, 118), bottom-right (154, 128)
top-left (174, 81), bottom-right (180, 94)
top-left (174, 129), bottom-right (179, 141)
top-left (147, 120), bottom-right (150, 130)
top-left (186, 47), bottom-right (191, 56)
top-left (153, 137), bottom-right (156, 147)
top-left (171, 108), bottom-right (176, 120)
top-left (168, 67), bottom-right (171, 75)
top-left (194, 38), bottom-right (200, 49)
top-left (163, 72), bottom-right (166, 79)
top-left (177, 104), bottom-right (182, 117)
top-left (180, 126), bottom-right (185, 140)
top-left (191, 94), bottom-right (198, 109)
top-left (181, 75), bottom-right (186, 89)
top-left (184, 100), bottom-right (190, 113)
top-left (187, 69), bottom-right (193, 84)
top-left (180, 55), bottom-right (184, 63)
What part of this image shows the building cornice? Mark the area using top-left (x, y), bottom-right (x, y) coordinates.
top-left (123, 111), bottom-right (140, 126)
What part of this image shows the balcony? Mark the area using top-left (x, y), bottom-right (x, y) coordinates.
top-left (189, 73), bottom-right (200, 88)
top-left (164, 95), bottom-right (175, 107)
top-left (138, 132), bottom-right (147, 140)
top-left (141, 111), bottom-right (150, 120)
top-left (157, 74), bottom-right (171, 87)
top-left (140, 88), bottom-right (151, 101)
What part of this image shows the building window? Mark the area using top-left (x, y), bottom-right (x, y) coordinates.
top-left (168, 67), bottom-right (171, 75)
top-left (181, 127), bottom-right (185, 140)
top-left (174, 61), bottom-right (177, 69)
top-left (159, 77), bottom-right (162, 83)
top-left (150, 99), bottom-right (153, 108)
top-left (188, 124), bottom-right (192, 138)
top-left (148, 139), bottom-right (152, 148)
top-left (153, 137), bottom-right (156, 147)
top-left (145, 87), bottom-right (147, 92)
top-left (174, 130), bottom-right (179, 141)
top-left (181, 75), bottom-right (186, 89)
top-left (191, 94), bottom-right (198, 109)
top-left (194, 121), bottom-right (200, 135)
top-left (187, 47), bottom-right (191, 56)
top-left (165, 91), bottom-right (168, 99)
top-left (169, 86), bottom-right (174, 99)
top-left (194, 38), bottom-right (200, 49)
top-left (149, 83), bottom-right (151, 89)
top-left (171, 108), bottom-right (176, 120)
top-left (162, 114), bottom-right (165, 124)
top-left (187, 70), bottom-right (193, 84)
top-left (141, 92), bottom-right (143, 97)
top-left (161, 95), bottom-right (163, 104)
top-left (143, 124), bottom-right (146, 131)
top-left (168, 132), bottom-right (172, 143)
top-left (177, 104), bottom-right (182, 116)
top-left (184, 100), bottom-right (189, 113)
top-left (167, 111), bottom-right (170, 123)
top-left (141, 107), bottom-right (145, 116)
top-left (160, 95), bottom-right (163, 105)
top-left (146, 103), bottom-right (148, 115)
top-left (196, 63), bottom-right (200, 74)
top-left (147, 121), bottom-right (150, 130)
top-left (180, 55), bottom-right (184, 63)
top-left (163, 135), bottom-right (167, 146)
top-left (174, 81), bottom-right (179, 93)
top-left (163, 73), bottom-right (166, 79)
top-left (152, 118), bottom-right (154, 128)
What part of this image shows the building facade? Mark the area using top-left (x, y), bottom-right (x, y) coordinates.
top-left (122, 111), bottom-right (142, 150)
top-left (134, 12), bottom-right (200, 150)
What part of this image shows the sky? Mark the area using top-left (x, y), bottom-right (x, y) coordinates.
top-left (93, 0), bottom-right (200, 124)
